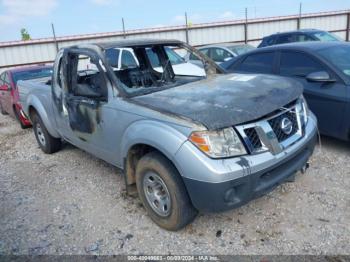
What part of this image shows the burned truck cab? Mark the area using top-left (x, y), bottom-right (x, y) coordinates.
top-left (19, 39), bottom-right (317, 231)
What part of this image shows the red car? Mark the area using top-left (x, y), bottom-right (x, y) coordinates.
top-left (0, 65), bottom-right (53, 128)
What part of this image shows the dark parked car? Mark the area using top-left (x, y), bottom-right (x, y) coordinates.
top-left (222, 41), bottom-right (350, 141)
top-left (258, 29), bottom-right (342, 48)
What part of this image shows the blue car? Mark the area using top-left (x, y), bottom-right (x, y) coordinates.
top-left (222, 41), bottom-right (350, 141)
top-left (258, 29), bottom-right (342, 48)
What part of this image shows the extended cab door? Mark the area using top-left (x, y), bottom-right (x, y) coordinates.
top-left (52, 49), bottom-right (119, 163)
top-left (277, 50), bottom-right (348, 138)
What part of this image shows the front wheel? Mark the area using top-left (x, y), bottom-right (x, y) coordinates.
top-left (136, 151), bottom-right (198, 231)
top-left (32, 113), bottom-right (61, 154)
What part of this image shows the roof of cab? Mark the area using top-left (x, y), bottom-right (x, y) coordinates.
top-left (94, 39), bottom-right (184, 49)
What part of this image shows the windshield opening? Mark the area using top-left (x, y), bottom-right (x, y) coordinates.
top-left (104, 43), bottom-right (220, 96)
top-left (12, 67), bottom-right (53, 84)
top-left (317, 45), bottom-right (350, 77)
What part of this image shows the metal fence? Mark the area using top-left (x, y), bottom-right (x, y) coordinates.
top-left (0, 9), bottom-right (349, 70)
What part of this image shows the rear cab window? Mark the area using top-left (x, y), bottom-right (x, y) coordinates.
top-left (105, 48), bottom-right (120, 68)
top-left (121, 50), bottom-right (138, 69)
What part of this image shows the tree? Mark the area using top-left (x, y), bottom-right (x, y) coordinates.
top-left (20, 28), bottom-right (31, 41)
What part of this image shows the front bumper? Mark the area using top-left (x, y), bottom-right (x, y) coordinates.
top-left (174, 113), bottom-right (317, 212)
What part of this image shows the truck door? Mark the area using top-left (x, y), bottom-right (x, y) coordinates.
top-left (52, 48), bottom-right (117, 162)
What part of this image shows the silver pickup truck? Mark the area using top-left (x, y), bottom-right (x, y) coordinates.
top-left (18, 39), bottom-right (317, 231)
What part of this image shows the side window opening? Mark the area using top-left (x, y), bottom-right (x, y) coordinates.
top-left (67, 52), bottom-right (107, 100)
top-left (55, 57), bottom-right (64, 88)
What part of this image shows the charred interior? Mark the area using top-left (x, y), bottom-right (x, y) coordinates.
top-left (104, 43), bottom-right (210, 94)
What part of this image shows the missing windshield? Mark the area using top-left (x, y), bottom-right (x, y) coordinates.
top-left (104, 43), bottom-right (218, 96)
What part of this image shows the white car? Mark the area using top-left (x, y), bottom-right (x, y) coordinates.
top-left (106, 47), bottom-right (205, 77)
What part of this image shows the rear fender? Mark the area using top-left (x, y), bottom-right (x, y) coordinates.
top-left (26, 94), bottom-right (60, 138)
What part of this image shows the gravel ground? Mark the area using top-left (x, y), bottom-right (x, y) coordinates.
top-left (0, 113), bottom-right (349, 255)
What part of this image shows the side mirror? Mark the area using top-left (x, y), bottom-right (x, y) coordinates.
top-left (306, 71), bottom-right (335, 83)
top-left (223, 57), bottom-right (232, 62)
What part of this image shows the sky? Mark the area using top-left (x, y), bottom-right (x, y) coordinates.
top-left (0, 0), bottom-right (349, 42)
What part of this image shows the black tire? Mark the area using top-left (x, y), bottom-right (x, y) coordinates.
top-left (136, 151), bottom-right (198, 231)
top-left (32, 113), bottom-right (61, 154)
top-left (0, 102), bottom-right (7, 115)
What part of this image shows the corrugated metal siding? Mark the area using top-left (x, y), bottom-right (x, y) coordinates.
top-left (0, 10), bottom-right (349, 70)
top-left (301, 14), bottom-right (348, 30)
top-left (248, 20), bottom-right (298, 40)
top-left (189, 25), bottom-right (245, 45)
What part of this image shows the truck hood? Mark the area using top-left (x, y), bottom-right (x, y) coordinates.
top-left (132, 74), bottom-right (303, 130)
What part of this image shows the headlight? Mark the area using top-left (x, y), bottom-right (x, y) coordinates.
top-left (296, 95), bottom-right (308, 126)
top-left (189, 127), bottom-right (247, 158)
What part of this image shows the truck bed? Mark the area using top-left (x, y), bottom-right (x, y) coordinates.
top-left (18, 77), bottom-right (60, 138)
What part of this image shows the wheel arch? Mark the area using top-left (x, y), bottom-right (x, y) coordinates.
top-left (120, 120), bottom-right (189, 196)
top-left (27, 98), bottom-right (60, 138)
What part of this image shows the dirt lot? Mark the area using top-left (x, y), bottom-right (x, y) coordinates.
top-left (0, 113), bottom-right (349, 255)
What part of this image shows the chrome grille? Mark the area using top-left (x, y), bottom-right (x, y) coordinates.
top-left (268, 110), bottom-right (298, 142)
top-left (236, 102), bottom-right (305, 155)
top-left (244, 127), bottom-right (262, 150)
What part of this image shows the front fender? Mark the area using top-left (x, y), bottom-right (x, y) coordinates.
top-left (120, 120), bottom-right (189, 169)
top-left (26, 94), bottom-right (60, 138)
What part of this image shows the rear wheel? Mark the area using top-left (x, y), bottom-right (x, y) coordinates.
top-left (32, 113), bottom-right (61, 154)
top-left (135, 151), bottom-right (198, 231)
